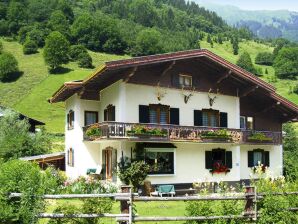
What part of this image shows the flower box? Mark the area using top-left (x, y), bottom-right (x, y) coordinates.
top-left (247, 132), bottom-right (273, 143)
top-left (209, 162), bottom-right (230, 175)
top-left (126, 125), bottom-right (167, 138)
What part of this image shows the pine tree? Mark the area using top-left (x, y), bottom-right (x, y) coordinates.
top-left (236, 52), bottom-right (257, 74)
top-left (232, 37), bottom-right (239, 55)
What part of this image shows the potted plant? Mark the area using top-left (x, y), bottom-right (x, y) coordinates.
top-left (85, 124), bottom-right (102, 140)
top-left (201, 129), bottom-right (232, 142)
top-left (247, 132), bottom-right (273, 143)
top-left (127, 125), bottom-right (167, 138)
top-left (210, 162), bottom-right (230, 175)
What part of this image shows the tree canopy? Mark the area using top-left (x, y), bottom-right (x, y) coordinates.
top-left (236, 52), bottom-right (257, 74)
top-left (255, 52), bottom-right (274, 66)
top-left (0, 52), bottom-right (18, 81)
top-left (274, 47), bottom-right (298, 79)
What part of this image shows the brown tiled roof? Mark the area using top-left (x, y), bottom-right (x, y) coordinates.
top-left (49, 49), bottom-right (298, 116)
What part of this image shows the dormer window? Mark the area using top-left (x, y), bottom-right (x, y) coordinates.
top-left (67, 110), bottom-right (74, 130)
top-left (179, 74), bottom-right (192, 88)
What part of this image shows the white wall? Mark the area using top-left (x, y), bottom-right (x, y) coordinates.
top-left (124, 83), bottom-right (240, 128)
top-left (240, 145), bottom-right (283, 180)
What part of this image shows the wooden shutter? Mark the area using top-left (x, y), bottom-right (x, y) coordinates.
top-left (71, 148), bottom-right (74, 166)
top-left (139, 105), bottom-right (150, 123)
top-left (170, 108), bottom-right (179, 125)
top-left (220, 112), bottom-right (228, 128)
top-left (264, 151), bottom-right (270, 167)
top-left (248, 151), bottom-right (254, 167)
top-left (205, 151), bottom-right (213, 169)
top-left (110, 106), bottom-right (115, 121)
top-left (226, 151), bottom-right (232, 168)
top-left (104, 109), bottom-right (107, 121)
top-left (194, 110), bottom-right (203, 126)
top-left (67, 113), bottom-right (70, 128)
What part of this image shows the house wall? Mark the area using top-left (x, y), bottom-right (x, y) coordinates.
top-left (240, 144), bottom-right (283, 180)
top-left (124, 83), bottom-right (240, 128)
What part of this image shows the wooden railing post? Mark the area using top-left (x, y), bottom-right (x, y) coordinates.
top-left (244, 186), bottom-right (257, 221)
top-left (119, 185), bottom-right (131, 224)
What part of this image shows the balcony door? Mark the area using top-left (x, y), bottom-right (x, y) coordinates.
top-left (149, 104), bottom-right (170, 124)
top-left (102, 147), bottom-right (117, 181)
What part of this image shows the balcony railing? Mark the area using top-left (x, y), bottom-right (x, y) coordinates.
top-left (83, 122), bottom-right (282, 145)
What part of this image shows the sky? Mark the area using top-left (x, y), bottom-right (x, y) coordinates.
top-left (197, 0), bottom-right (298, 12)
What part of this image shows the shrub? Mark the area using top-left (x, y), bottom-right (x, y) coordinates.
top-left (43, 31), bottom-right (70, 70)
top-left (69, 44), bottom-right (87, 61)
top-left (23, 38), bottom-right (38, 54)
top-left (0, 52), bottom-right (18, 81)
top-left (294, 84), bottom-right (298, 94)
top-left (0, 40), bottom-right (3, 53)
top-left (0, 160), bottom-right (45, 223)
top-left (77, 52), bottom-right (93, 68)
top-left (255, 52), bottom-right (274, 66)
top-left (118, 160), bottom-right (150, 191)
top-left (236, 52), bottom-right (257, 74)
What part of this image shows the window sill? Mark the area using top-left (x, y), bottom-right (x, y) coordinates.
top-left (67, 127), bottom-right (74, 131)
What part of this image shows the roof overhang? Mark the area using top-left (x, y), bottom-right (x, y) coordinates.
top-left (49, 49), bottom-right (298, 120)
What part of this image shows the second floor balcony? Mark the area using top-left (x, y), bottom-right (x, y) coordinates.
top-left (83, 122), bottom-right (282, 145)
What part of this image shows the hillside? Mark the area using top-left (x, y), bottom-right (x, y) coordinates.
top-left (1, 39), bottom-right (297, 133)
top-left (194, 0), bottom-right (298, 42)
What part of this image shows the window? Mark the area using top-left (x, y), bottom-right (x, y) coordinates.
top-left (67, 110), bottom-right (74, 130)
top-left (202, 109), bottom-right (219, 127)
top-left (145, 148), bottom-right (174, 175)
top-left (179, 74), bottom-right (192, 87)
top-left (67, 148), bottom-right (74, 167)
top-left (149, 104), bottom-right (170, 124)
top-left (248, 149), bottom-right (270, 167)
top-left (85, 111), bottom-right (98, 126)
top-left (104, 105), bottom-right (115, 121)
top-left (205, 148), bottom-right (232, 169)
top-left (246, 117), bottom-right (254, 130)
top-left (240, 116), bottom-right (246, 129)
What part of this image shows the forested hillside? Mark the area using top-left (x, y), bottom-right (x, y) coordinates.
top-left (0, 0), bottom-right (297, 133)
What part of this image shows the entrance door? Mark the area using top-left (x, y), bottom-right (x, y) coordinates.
top-left (102, 148), bottom-right (117, 181)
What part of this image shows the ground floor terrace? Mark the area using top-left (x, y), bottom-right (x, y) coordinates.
top-left (66, 140), bottom-right (283, 186)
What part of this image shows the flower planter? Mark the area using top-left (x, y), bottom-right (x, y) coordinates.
top-left (246, 138), bottom-right (273, 144)
top-left (127, 132), bottom-right (167, 138)
top-left (201, 135), bottom-right (232, 142)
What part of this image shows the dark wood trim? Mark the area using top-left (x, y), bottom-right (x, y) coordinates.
top-left (240, 86), bottom-right (259, 97)
top-left (123, 67), bottom-right (138, 83)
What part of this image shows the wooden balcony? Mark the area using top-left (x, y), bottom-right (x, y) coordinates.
top-left (83, 122), bottom-right (282, 145)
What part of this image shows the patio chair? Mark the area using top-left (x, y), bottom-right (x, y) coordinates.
top-left (157, 185), bottom-right (175, 197)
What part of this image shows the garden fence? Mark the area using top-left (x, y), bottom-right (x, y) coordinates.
top-left (9, 186), bottom-right (298, 224)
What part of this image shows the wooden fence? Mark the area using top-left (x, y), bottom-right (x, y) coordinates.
top-left (9, 186), bottom-right (298, 223)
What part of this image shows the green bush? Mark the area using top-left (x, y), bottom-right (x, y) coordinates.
top-left (0, 41), bottom-right (3, 53)
top-left (77, 52), bottom-right (93, 68)
top-left (236, 52), bottom-right (257, 74)
top-left (0, 52), bottom-right (18, 81)
top-left (255, 52), bottom-right (274, 66)
top-left (0, 160), bottom-right (45, 223)
top-left (118, 160), bottom-right (150, 191)
top-left (23, 38), bottom-right (38, 54)
top-left (294, 84), bottom-right (298, 94)
top-left (274, 47), bottom-right (298, 79)
top-left (69, 44), bottom-right (87, 61)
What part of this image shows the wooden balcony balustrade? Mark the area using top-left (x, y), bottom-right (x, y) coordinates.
top-left (83, 122), bottom-right (282, 145)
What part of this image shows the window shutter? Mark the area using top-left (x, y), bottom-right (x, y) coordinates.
top-left (226, 151), bottom-right (232, 168)
top-left (104, 109), bottom-right (107, 121)
top-left (170, 108), bottom-right (179, 125)
top-left (111, 106), bottom-right (115, 121)
top-left (139, 105), bottom-right (150, 123)
top-left (71, 149), bottom-right (74, 167)
top-left (194, 110), bottom-right (203, 126)
top-left (248, 151), bottom-right (254, 167)
top-left (264, 151), bottom-right (270, 167)
top-left (67, 113), bottom-right (70, 126)
top-left (220, 112), bottom-right (228, 128)
top-left (205, 151), bottom-right (213, 169)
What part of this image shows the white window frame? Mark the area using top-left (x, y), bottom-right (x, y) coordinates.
top-left (145, 148), bottom-right (176, 177)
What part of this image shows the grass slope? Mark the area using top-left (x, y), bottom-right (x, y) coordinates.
top-left (0, 39), bottom-right (128, 133)
top-left (0, 39), bottom-right (297, 133)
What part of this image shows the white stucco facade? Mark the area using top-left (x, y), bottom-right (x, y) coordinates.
top-left (64, 81), bottom-right (283, 184)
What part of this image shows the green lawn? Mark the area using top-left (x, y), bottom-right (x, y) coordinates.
top-left (40, 200), bottom-right (186, 224)
top-left (0, 39), bottom-right (128, 133)
top-left (1, 38), bottom-right (297, 134)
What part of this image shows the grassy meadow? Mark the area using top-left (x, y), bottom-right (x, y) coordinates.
top-left (0, 38), bottom-right (297, 134)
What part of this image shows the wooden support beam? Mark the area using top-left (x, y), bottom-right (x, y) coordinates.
top-left (240, 85), bottom-right (259, 97)
top-left (157, 61), bottom-right (176, 84)
top-left (124, 67), bottom-right (138, 83)
top-left (216, 70), bottom-right (232, 85)
top-left (255, 101), bottom-right (280, 115)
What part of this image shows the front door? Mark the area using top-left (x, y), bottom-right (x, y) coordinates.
top-left (102, 148), bottom-right (117, 181)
